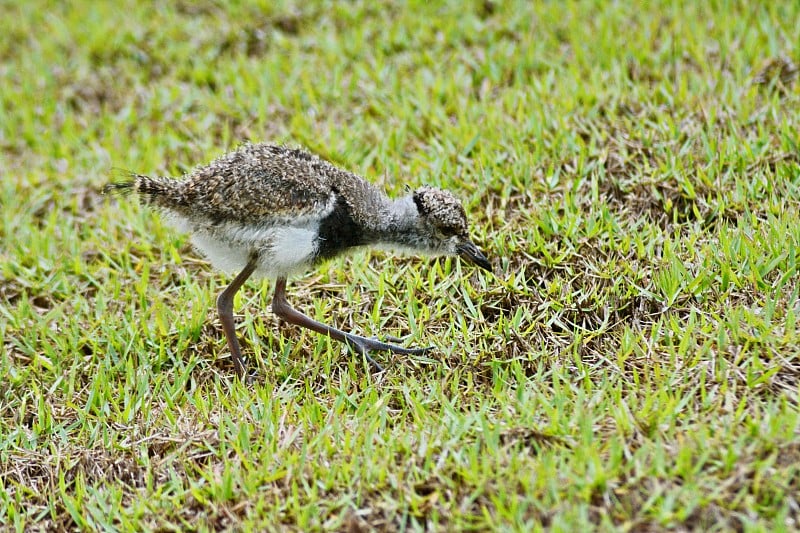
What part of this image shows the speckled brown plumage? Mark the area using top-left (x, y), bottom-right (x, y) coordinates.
top-left (118, 143), bottom-right (384, 227)
top-left (412, 186), bottom-right (469, 238)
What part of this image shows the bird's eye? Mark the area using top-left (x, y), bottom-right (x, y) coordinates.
top-left (440, 225), bottom-right (460, 238)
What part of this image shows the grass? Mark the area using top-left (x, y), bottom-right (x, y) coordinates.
top-left (1, 0), bottom-right (799, 530)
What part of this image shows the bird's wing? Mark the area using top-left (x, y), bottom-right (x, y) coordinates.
top-left (180, 144), bottom-right (340, 224)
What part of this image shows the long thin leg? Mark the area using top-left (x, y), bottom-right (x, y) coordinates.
top-left (271, 277), bottom-right (433, 371)
top-left (216, 257), bottom-right (258, 381)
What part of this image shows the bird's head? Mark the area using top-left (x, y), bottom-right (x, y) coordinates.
top-left (411, 186), bottom-right (492, 272)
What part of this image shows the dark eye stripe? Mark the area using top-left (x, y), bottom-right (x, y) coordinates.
top-left (441, 226), bottom-right (459, 237)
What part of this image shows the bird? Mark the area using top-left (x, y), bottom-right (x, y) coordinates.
top-left (105, 142), bottom-right (492, 381)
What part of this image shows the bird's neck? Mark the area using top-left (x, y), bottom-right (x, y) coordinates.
top-left (367, 195), bottom-right (431, 252)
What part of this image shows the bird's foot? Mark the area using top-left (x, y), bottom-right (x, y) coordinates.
top-left (369, 332), bottom-right (420, 345)
top-left (356, 333), bottom-right (434, 355)
top-left (344, 333), bottom-right (435, 372)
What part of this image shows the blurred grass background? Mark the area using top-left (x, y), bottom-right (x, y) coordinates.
top-left (1, 0), bottom-right (799, 530)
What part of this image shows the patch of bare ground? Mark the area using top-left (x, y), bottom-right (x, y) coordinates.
top-left (1, 408), bottom-right (233, 529)
top-left (565, 100), bottom-right (799, 229)
top-left (753, 55), bottom-right (798, 94)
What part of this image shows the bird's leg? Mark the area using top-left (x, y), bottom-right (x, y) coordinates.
top-left (216, 257), bottom-right (258, 383)
top-left (271, 277), bottom-right (433, 371)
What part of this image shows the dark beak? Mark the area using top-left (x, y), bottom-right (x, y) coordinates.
top-left (456, 240), bottom-right (492, 272)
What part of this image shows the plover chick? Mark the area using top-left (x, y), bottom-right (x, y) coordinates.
top-left (106, 142), bottom-right (491, 381)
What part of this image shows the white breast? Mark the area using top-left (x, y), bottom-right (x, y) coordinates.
top-left (254, 225), bottom-right (319, 275)
top-left (169, 214), bottom-right (321, 277)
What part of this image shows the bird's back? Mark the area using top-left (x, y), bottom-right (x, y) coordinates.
top-left (109, 143), bottom-right (388, 228)
top-left (167, 144), bottom-right (341, 223)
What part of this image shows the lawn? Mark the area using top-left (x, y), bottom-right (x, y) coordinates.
top-left (1, 0), bottom-right (799, 530)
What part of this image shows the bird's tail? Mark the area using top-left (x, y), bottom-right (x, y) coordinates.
top-left (103, 171), bottom-right (180, 208)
